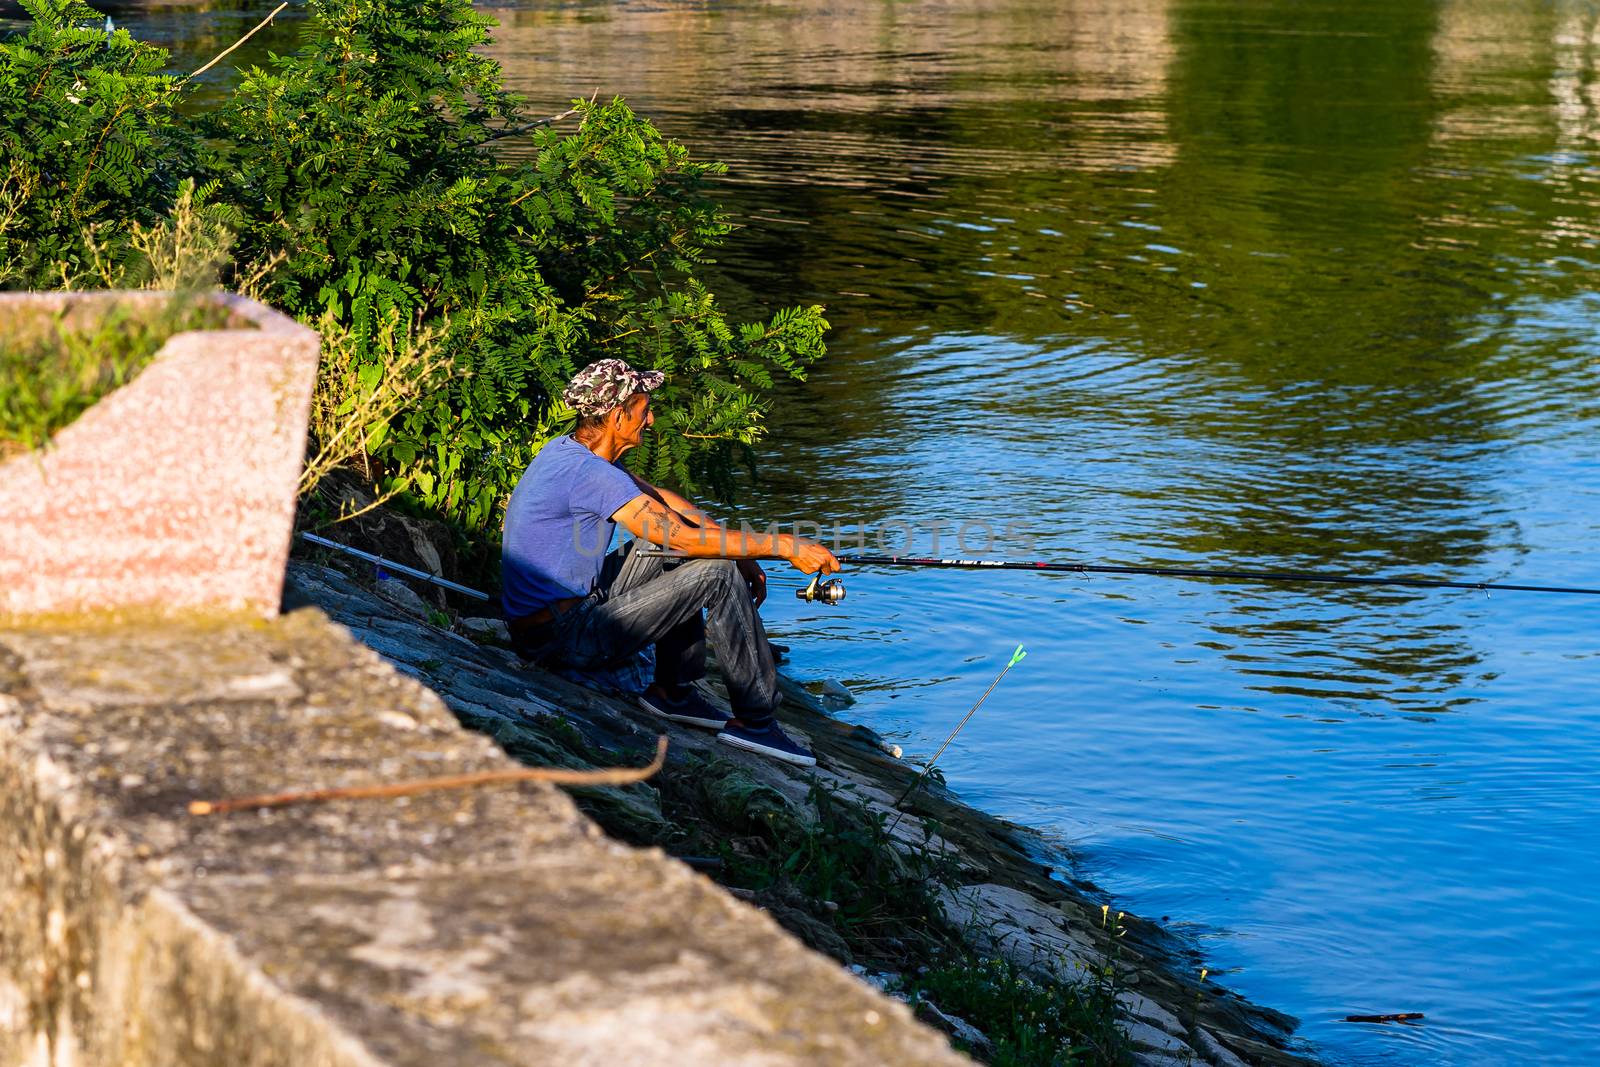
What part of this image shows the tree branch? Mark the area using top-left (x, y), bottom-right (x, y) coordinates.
top-left (487, 87), bottom-right (599, 143)
top-left (185, 3), bottom-right (289, 84)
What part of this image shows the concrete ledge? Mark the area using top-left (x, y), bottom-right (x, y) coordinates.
top-left (0, 291), bottom-right (318, 621)
top-left (0, 609), bottom-right (966, 1066)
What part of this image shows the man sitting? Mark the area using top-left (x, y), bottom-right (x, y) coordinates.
top-left (502, 359), bottom-right (840, 766)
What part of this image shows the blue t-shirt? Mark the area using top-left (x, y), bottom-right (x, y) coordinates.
top-left (501, 436), bottom-right (644, 618)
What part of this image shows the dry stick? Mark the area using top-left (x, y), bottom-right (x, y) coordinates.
top-left (492, 87), bottom-right (601, 145)
top-left (186, 3), bottom-right (290, 84)
top-left (884, 645), bottom-right (1026, 837)
top-left (503, 89), bottom-right (602, 208)
top-left (189, 735), bottom-right (668, 815)
top-left (303, 483), bottom-right (406, 530)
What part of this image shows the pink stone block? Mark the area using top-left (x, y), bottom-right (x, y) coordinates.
top-left (0, 292), bottom-right (319, 621)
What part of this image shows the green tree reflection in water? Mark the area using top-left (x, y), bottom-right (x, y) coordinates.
top-left (634, 0), bottom-right (1600, 715)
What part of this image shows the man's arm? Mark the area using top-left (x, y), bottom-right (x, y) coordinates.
top-left (626, 474), bottom-right (774, 604)
top-left (629, 475), bottom-right (706, 527)
top-left (613, 491), bottom-right (838, 575)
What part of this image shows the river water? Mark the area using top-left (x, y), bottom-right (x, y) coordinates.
top-left (63, 0), bottom-right (1600, 1062)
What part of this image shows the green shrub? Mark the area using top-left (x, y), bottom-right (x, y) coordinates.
top-left (207, 0), bottom-right (827, 527)
top-left (0, 0), bottom-right (197, 287)
top-left (3, 0), bottom-right (828, 531)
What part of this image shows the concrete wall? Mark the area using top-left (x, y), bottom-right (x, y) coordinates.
top-left (0, 610), bottom-right (966, 1067)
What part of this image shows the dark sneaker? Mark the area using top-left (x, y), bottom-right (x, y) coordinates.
top-left (717, 719), bottom-right (816, 767)
top-left (639, 687), bottom-right (732, 730)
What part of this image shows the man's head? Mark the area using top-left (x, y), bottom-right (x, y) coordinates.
top-left (565, 359), bottom-right (665, 454)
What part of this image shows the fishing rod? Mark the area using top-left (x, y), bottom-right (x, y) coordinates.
top-left (298, 531), bottom-right (491, 601)
top-left (784, 554), bottom-right (1600, 604)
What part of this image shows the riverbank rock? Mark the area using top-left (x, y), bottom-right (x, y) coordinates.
top-left (809, 677), bottom-right (858, 709)
top-left (937, 882), bottom-right (1097, 979)
top-left (459, 616), bottom-right (512, 644)
top-left (376, 575), bottom-right (432, 617)
top-left (916, 1000), bottom-right (995, 1056)
top-left (283, 555), bottom-right (1320, 1067)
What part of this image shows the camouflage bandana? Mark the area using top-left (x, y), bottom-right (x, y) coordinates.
top-left (562, 359), bottom-right (667, 417)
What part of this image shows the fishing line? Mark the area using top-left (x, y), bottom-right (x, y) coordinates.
top-left (885, 644), bottom-right (1027, 836)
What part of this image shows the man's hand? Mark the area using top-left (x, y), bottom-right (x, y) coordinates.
top-left (789, 540), bottom-right (840, 576)
top-left (737, 559), bottom-right (767, 607)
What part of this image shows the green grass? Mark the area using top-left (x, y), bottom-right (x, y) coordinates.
top-left (747, 788), bottom-right (1131, 1066)
top-left (906, 955), bottom-right (1132, 1067)
top-left (721, 780), bottom-right (957, 961)
top-left (673, 772), bottom-right (1134, 1066)
top-left (0, 297), bottom-right (231, 456)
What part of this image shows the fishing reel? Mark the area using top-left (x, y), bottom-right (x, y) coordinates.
top-left (797, 573), bottom-right (847, 606)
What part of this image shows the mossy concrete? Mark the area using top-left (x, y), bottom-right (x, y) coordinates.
top-left (0, 610), bottom-right (966, 1066)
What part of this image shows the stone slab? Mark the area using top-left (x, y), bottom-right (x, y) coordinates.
top-left (0, 291), bottom-right (318, 621)
top-left (0, 609), bottom-right (966, 1066)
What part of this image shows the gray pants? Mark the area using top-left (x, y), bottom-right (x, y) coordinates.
top-left (545, 542), bottom-right (779, 722)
